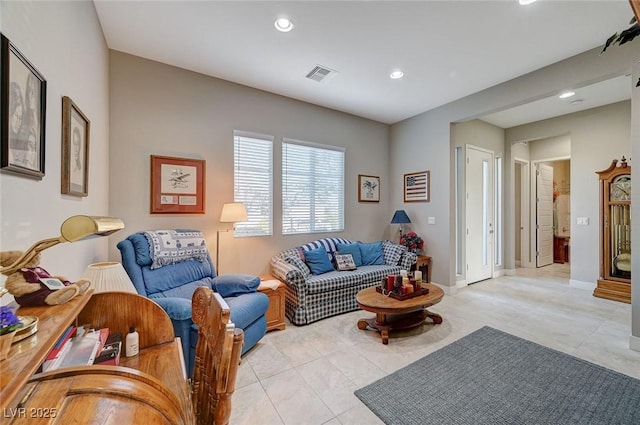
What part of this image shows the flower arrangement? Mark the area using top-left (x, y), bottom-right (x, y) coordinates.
top-left (400, 232), bottom-right (424, 253)
top-left (0, 306), bottom-right (22, 335)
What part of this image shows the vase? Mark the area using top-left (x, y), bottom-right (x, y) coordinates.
top-left (0, 330), bottom-right (16, 361)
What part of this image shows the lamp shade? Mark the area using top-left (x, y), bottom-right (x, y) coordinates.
top-left (82, 262), bottom-right (137, 294)
top-left (220, 202), bottom-right (248, 223)
top-left (391, 210), bottom-right (411, 224)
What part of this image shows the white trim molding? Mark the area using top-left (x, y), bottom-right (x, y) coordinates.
top-left (630, 334), bottom-right (640, 352)
top-left (569, 279), bottom-right (596, 291)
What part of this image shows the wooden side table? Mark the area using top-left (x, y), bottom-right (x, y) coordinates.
top-left (259, 275), bottom-right (286, 331)
top-left (415, 255), bottom-right (432, 283)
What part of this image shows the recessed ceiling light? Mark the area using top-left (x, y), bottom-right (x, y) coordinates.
top-left (274, 17), bottom-right (294, 32)
top-left (519, 0), bottom-right (537, 5)
top-left (390, 70), bottom-right (404, 79)
top-left (559, 91), bottom-right (575, 99)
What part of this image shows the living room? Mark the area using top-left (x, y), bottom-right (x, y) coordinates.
top-left (1, 1), bottom-right (639, 422)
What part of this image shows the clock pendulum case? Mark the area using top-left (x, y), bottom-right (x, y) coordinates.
top-left (594, 157), bottom-right (631, 303)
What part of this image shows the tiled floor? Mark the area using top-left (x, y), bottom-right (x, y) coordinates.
top-left (231, 264), bottom-right (638, 425)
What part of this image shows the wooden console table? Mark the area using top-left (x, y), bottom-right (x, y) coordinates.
top-left (1, 290), bottom-right (194, 424)
top-left (415, 255), bottom-right (432, 282)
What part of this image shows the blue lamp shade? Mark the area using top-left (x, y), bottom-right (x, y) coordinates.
top-left (391, 210), bottom-right (411, 224)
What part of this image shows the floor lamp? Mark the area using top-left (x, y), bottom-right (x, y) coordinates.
top-left (216, 202), bottom-right (248, 274)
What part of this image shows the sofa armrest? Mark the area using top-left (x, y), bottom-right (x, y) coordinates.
top-left (399, 251), bottom-right (418, 270)
top-left (152, 297), bottom-right (193, 321)
top-left (212, 274), bottom-right (260, 297)
top-left (270, 257), bottom-right (307, 289)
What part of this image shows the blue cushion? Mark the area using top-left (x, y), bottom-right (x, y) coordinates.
top-left (212, 274), bottom-right (260, 297)
top-left (360, 242), bottom-right (385, 265)
top-left (305, 247), bottom-right (335, 275)
top-left (336, 243), bottom-right (362, 266)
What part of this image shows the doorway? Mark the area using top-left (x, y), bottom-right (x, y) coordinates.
top-left (465, 145), bottom-right (494, 284)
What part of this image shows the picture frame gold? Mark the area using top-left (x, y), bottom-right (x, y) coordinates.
top-left (151, 155), bottom-right (206, 214)
top-left (404, 170), bottom-right (430, 202)
top-left (61, 96), bottom-right (90, 196)
top-left (358, 174), bottom-right (380, 202)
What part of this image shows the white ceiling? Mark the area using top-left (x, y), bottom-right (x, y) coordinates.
top-left (94, 0), bottom-right (635, 126)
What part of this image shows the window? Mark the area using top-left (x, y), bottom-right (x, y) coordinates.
top-left (233, 131), bottom-right (273, 237)
top-left (282, 138), bottom-right (344, 235)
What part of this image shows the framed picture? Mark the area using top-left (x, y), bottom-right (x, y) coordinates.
top-left (404, 170), bottom-right (430, 202)
top-left (151, 155), bottom-right (206, 214)
top-left (358, 174), bottom-right (380, 202)
top-left (0, 33), bottom-right (47, 179)
top-left (61, 96), bottom-right (90, 196)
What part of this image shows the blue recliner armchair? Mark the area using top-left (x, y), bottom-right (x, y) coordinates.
top-left (117, 231), bottom-right (269, 377)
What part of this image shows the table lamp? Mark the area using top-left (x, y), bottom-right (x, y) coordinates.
top-left (82, 262), bottom-right (137, 294)
top-left (216, 202), bottom-right (248, 273)
top-left (0, 215), bottom-right (125, 275)
top-left (391, 210), bottom-right (411, 239)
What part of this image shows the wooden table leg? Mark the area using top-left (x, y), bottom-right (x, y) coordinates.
top-left (357, 309), bottom-right (442, 344)
top-left (426, 309), bottom-right (443, 324)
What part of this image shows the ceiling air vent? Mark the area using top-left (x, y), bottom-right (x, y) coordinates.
top-left (305, 65), bottom-right (338, 83)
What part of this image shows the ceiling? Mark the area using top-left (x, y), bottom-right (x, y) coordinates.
top-left (94, 0), bottom-right (635, 126)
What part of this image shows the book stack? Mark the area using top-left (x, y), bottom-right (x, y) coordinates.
top-left (93, 332), bottom-right (122, 366)
top-left (43, 327), bottom-right (122, 371)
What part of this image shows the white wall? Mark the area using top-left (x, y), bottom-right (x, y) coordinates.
top-left (390, 42), bottom-right (639, 342)
top-left (507, 101), bottom-right (631, 284)
top-left (108, 52), bottom-right (391, 275)
top-left (450, 119), bottom-right (505, 281)
top-left (0, 1), bottom-right (110, 284)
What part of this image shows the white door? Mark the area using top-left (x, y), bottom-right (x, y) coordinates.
top-left (536, 163), bottom-right (554, 267)
top-left (466, 145), bottom-right (494, 284)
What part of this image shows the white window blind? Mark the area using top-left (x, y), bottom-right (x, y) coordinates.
top-left (233, 131), bottom-right (273, 237)
top-left (282, 138), bottom-right (344, 235)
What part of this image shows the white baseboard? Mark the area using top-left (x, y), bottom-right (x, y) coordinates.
top-left (569, 279), bottom-right (596, 291)
top-left (630, 334), bottom-right (640, 352)
top-left (503, 268), bottom-right (517, 276)
top-left (493, 269), bottom-right (505, 278)
top-left (433, 281), bottom-right (459, 295)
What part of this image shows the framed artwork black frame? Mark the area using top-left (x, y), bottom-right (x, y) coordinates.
top-left (61, 96), bottom-right (90, 196)
top-left (0, 33), bottom-right (47, 179)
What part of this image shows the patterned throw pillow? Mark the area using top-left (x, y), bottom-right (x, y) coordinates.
top-left (285, 255), bottom-right (311, 278)
top-left (382, 241), bottom-right (407, 266)
top-left (144, 229), bottom-right (208, 270)
top-left (334, 254), bottom-right (357, 271)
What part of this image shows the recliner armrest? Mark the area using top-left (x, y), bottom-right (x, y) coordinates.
top-left (152, 297), bottom-right (193, 321)
top-left (212, 274), bottom-right (260, 297)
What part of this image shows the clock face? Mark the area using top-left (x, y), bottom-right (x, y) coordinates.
top-left (610, 175), bottom-right (631, 201)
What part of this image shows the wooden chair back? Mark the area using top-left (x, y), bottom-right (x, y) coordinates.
top-left (191, 287), bottom-right (243, 425)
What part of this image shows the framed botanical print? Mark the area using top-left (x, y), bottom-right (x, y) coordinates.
top-left (358, 174), bottom-right (380, 202)
top-left (404, 170), bottom-right (430, 202)
top-left (0, 33), bottom-right (47, 179)
top-left (61, 96), bottom-right (90, 196)
top-left (151, 155), bottom-right (206, 214)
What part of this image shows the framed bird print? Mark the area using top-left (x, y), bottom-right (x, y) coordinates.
top-left (150, 155), bottom-right (205, 214)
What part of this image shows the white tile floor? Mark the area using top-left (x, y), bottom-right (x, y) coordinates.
top-left (231, 264), bottom-right (639, 425)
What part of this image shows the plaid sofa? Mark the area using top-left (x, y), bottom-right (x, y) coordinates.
top-left (270, 238), bottom-right (417, 325)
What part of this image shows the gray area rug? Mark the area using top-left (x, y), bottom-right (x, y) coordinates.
top-left (355, 326), bottom-right (640, 425)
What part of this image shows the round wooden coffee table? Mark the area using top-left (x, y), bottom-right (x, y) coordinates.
top-left (356, 283), bottom-right (444, 344)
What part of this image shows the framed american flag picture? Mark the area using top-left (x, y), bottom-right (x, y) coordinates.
top-left (404, 170), bottom-right (430, 202)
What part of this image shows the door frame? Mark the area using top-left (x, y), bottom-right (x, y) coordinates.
top-left (465, 144), bottom-right (495, 284)
top-left (515, 158), bottom-right (532, 268)
top-left (528, 156), bottom-right (570, 268)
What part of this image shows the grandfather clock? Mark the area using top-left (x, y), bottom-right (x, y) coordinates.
top-left (594, 157), bottom-right (631, 303)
